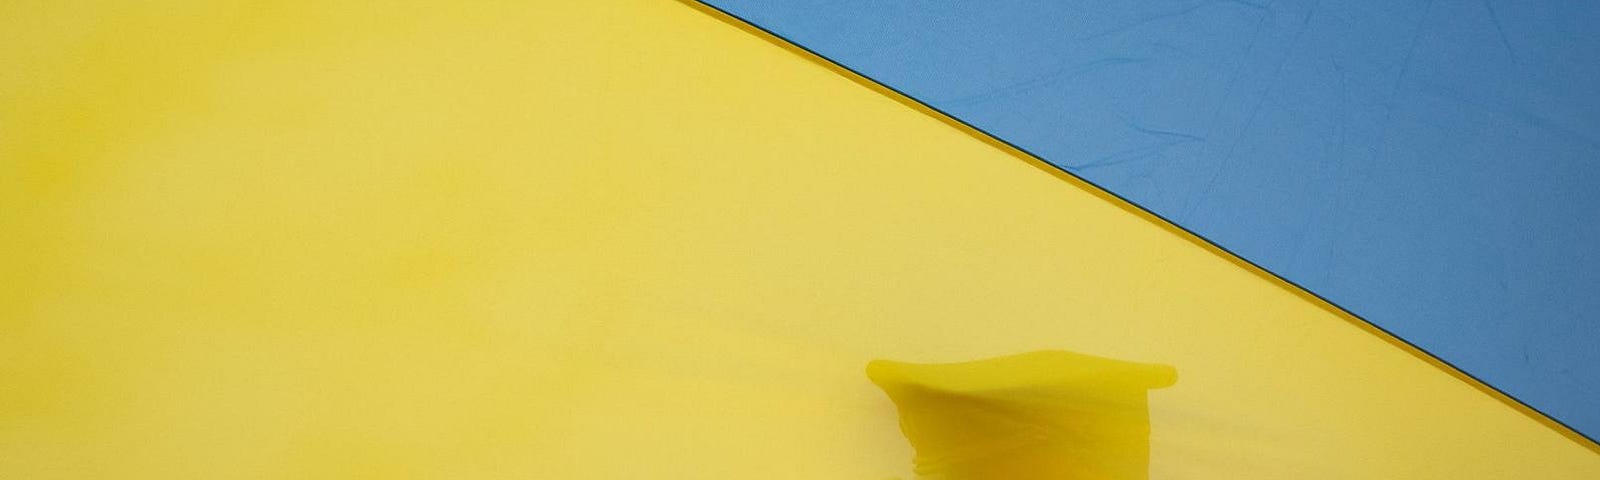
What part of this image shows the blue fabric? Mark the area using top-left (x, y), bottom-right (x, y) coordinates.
top-left (704, 0), bottom-right (1600, 437)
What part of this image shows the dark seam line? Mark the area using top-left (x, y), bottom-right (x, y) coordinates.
top-left (683, 0), bottom-right (1599, 450)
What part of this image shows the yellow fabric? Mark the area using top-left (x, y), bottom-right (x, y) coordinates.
top-left (867, 351), bottom-right (1176, 480)
top-left (2, 1), bottom-right (1594, 478)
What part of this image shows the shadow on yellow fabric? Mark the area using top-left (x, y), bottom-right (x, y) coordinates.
top-left (868, 351), bottom-right (1176, 480)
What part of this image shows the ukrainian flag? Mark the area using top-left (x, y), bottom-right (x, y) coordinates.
top-left (2, 1), bottom-right (1595, 478)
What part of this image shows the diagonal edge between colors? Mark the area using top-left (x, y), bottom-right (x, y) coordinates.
top-left (677, 0), bottom-right (1598, 452)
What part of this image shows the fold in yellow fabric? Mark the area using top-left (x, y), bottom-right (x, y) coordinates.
top-left (869, 351), bottom-right (1176, 480)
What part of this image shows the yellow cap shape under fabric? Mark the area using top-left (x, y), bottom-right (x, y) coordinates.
top-left (868, 351), bottom-right (1177, 480)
